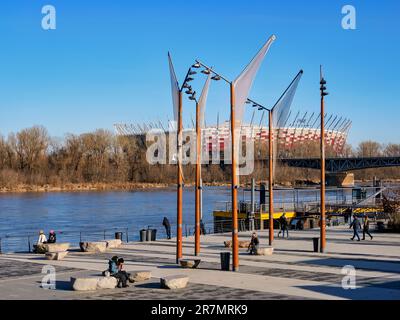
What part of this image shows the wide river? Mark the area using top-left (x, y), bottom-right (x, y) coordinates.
top-left (0, 186), bottom-right (232, 252)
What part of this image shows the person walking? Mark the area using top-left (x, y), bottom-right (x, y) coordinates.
top-left (362, 216), bottom-right (373, 240)
top-left (162, 217), bottom-right (171, 239)
top-left (278, 213), bottom-right (289, 238)
top-left (200, 219), bottom-right (206, 235)
top-left (350, 214), bottom-right (361, 241)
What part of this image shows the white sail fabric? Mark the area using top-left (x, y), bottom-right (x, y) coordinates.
top-left (271, 70), bottom-right (303, 180)
top-left (233, 35), bottom-right (276, 128)
top-left (232, 35), bottom-right (276, 179)
top-left (198, 74), bottom-right (212, 129)
top-left (271, 70), bottom-right (303, 128)
top-left (168, 52), bottom-right (180, 127)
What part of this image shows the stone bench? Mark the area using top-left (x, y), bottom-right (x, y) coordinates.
top-left (100, 239), bottom-right (122, 249)
top-left (45, 251), bottom-right (69, 260)
top-left (33, 242), bottom-right (70, 254)
top-left (71, 276), bottom-right (118, 291)
top-left (256, 247), bottom-right (274, 256)
top-left (79, 241), bottom-right (108, 253)
top-left (224, 240), bottom-right (250, 248)
top-left (160, 275), bottom-right (189, 289)
top-left (179, 259), bottom-right (201, 269)
top-left (128, 270), bottom-right (152, 283)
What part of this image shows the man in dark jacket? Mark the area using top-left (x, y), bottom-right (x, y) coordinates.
top-left (350, 215), bottom-right (361, 241)
top-left (162, 217), bottom-right (171, 239)
top-left (278, 213), bottom-right (289, 238)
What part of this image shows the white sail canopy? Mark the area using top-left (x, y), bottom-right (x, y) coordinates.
top-left (198, 74), bottom-right (212, 129)
top-left (232, 35), bottom-right (276, 178)
top-left (168, 52), bottom-right (180, 127)
top-left (272, 70), bottom-right (303, 180)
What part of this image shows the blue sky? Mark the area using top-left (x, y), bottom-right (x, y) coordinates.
top-left (0, 0), bottom-right (399, 145)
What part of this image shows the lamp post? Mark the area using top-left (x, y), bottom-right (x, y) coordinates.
top-left (183, 63), bottom-right (211, 257)
top-left (246, 99), bottom-right (273, 245)
top-left (194, 60), bottom-right (240, 270)
top-left (246, 69), bottom-right (303, 246)
top-left (194, 34), bottom-right (276, 271)
top-left (183, 65), bottom-right (202, 256)
top-left (320, 66), bottom-right (328, 253)
top-left (168, 54), bottom-right (196, 264)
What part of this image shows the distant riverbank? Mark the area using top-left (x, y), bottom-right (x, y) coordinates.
top-left (0, 182), bottom-right (231, 193)
top-left (1, 179), bottom-right (399, 193)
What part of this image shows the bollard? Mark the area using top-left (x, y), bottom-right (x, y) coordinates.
top-left (103, 230), bottom-right (106, 240)
top-left (312, 237), bottom-right (319, 252)
top-left (28, 236), bottom-right (31, 253)
top-left (80, 232), bottom-right (82, 243)
top-left (0, 237), bottom-right (2, 254)
top-left (126, 228), bottom-right (129, 243)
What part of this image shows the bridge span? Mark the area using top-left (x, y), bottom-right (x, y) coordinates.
top-left (279, 156), bottom-right (400, 172)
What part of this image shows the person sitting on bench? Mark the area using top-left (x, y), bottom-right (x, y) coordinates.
top-left (247, 232), bottom-right (259, 255)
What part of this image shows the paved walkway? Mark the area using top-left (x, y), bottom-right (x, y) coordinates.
top-left (0, 226), bottom-right (399, 300)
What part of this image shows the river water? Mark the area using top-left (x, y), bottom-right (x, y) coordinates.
top-left (0, 185), bottom-right (377, 252)
top-left (0, 187), bottom-right (231, 252)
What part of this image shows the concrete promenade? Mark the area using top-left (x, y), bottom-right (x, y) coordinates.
top-left (0, 225), bottom-right (399, 300)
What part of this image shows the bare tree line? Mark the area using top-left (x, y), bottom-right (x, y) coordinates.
top-left (0, 126), bottom-right (399, 190)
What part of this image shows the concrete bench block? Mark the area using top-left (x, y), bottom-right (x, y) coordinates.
top-left (128, 270), bottom-right (152, 282)
top-left (224, 240), bottom-right (250, 248)
top-left (160, 275), bottom-right (189, 289)
top-left (101, 239), bottom-right (122, 249)
top-left (97, 276), bottom-right (118, 289)
top-left (71, 277), bottom-right (99, 291)
top-left (45, 243), bottom-right (70, 252)
top-left (45, 251), bottom-right (69, 260)
top-left (256, 247), bottom-right (274, 256)
top-left (179, 259), bottom-right (201, 269)
top-left (71, 276), bottom-right (118, 291)
top-left (79, 241), bottom-right (108, 253)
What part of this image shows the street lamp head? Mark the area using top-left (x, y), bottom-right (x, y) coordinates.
top-left (322, 92), bottom-right (329, 96)
top-left (183, 83), bottom-right (190, 89)
top-left (320, 86), bottom-right (327, 91)
top-left (192, 63), bottom-right (201, 68)
top-left (252, 103), bottom-right (258, 108)
top-left (185, 89), bottom-right (193, 95)
top-left (201, 69), bottom-right (211, 75)
top-left (211, 75), bottom-right (221, 81)
top-left (189, 70), bottom-right (197, 75)
top-left (189, 92), bottom-right (196, 100)
top-left (186, 77), bottom-right (194, 82)
top-left (320, 78), bottom-right (326, 85)
top-left (245, 99), bottom-right (251, 104)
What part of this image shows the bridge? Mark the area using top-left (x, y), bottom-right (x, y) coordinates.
top-left (279, 157), bottom-right (400, 173)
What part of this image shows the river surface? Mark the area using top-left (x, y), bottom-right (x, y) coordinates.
top-left (0, 185), bottom-right (376, 252)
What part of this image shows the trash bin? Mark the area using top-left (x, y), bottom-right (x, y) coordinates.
top-left (115, 232), bottom-right (123, 240)
top-left (220, 252), bottom-right (230, 271)
top-left (151, 229), bottom-right (157, 241)
top-left (312, 237), bottom-right (319, 252)
top-left (146, 229), bottom-right (152, 241)
top-left (140, 229), bottom-right (147, 242)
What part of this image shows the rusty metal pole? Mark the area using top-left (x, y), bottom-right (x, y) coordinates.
top-left (195, 101), bottom-right (201, 256)
top-left (176, 91), bottom-right (183, 263)
top-left (268, 110), bottom-right (274, 246)
top-left (230, 82), bottom-right (239, 271)
top-left (320, 71), bottom-right (326, 253)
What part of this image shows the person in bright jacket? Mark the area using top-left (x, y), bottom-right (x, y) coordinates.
top-left (362, 216), bottom-right (373, 240)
